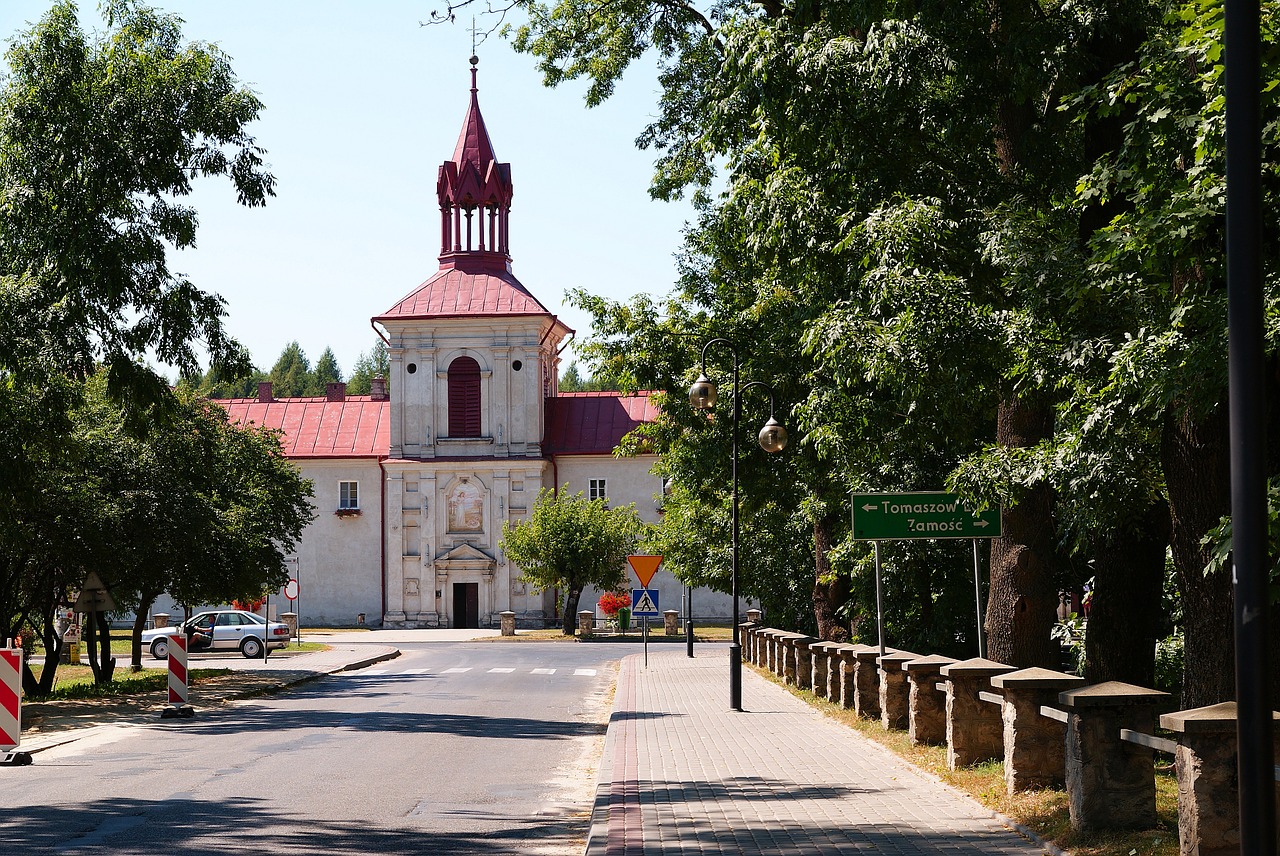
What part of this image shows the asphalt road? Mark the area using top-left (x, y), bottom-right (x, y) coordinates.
top-left (2, 642), bottom-right (627, 855)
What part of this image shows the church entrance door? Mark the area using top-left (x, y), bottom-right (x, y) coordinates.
top-left (453, 583), bottom-right (480, 629)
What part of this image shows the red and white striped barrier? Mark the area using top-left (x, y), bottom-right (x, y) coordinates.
top-left (1, 642), bottom-right (21, 751)
top-left (167, 632), bottom-right (188, 707)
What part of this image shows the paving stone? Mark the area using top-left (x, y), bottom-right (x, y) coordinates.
top-left (586, 649), bottom-right (1052, 856)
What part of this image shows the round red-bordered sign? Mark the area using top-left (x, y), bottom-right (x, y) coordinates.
top-left (284, 579), bottom-right (299, 600)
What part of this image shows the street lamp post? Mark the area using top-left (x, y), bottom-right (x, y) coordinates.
top-left (689, 339), bottom-right (787, 712)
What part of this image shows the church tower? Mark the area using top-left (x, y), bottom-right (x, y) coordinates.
top-left (374, 58), bottom-right (571, 628)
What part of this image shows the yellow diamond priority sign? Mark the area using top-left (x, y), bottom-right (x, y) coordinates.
top-left (626, 555), bottom-right (662, 588)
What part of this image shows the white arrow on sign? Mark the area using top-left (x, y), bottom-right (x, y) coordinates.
top-left (973, 519), bottom-right (990, 528)
top-left (862, 504), bottom-right (878, 512)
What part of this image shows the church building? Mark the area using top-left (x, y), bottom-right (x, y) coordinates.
top-left (216, 61), bottom-right (733, 629)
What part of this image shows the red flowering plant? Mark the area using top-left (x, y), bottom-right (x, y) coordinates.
top-left (597, 591), bottom-right (631, 618)
top-left (233, 598), bottom-right (265, 613)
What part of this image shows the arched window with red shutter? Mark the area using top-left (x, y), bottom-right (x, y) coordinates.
top-left (447, 356), bottom-right (482, 437)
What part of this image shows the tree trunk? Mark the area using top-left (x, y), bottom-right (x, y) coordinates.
top-left (1161, 403), bottom-right (1234, 708)
top-left (562, 585), bottom-right (583, 635)
top-left (1083, 499), bottom-right (1170, 688)
top-left (86, 610), bottom-right (116, 684)
top-left (812, 513), bottom-right (850, 641)
top-left (131, 594), bottom-right (159, 671)
top-left (986, 393), bottom-right (1061, 668)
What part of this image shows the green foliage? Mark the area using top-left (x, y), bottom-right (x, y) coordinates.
top-left (268, 341), bottom-right (315, 397)
top-left (346, 340), bottom-right (389, 395)
top-left (500, 486), bottom-right (645, 630)
top-left (0, 0), bottom-right (272, 402)
top-left (313, 347), bottom-right (342, 390)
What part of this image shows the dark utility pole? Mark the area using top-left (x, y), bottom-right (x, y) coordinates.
top-left (1224, 0), bottom-right (1276, 852)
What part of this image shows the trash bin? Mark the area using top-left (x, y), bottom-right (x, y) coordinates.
top-left (62, 627), bottom-right (81, 664)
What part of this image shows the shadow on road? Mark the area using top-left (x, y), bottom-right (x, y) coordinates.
top-left (0, 796), bottom-right (587, 855)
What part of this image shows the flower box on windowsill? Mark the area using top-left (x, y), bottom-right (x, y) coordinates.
top-left (334, 508), bottom-right (362, 518)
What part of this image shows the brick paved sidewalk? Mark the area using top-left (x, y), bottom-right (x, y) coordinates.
top-left (586, 649), bottom-right (1052, 855)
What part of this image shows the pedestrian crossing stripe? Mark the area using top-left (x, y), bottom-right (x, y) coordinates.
top-left (531, 668), bottom-right (556, 675)
top-left (574, 669), bottom-right (597, 676)
top-left (402, 668), bottom-right (430, 674)
top-left (361, 669), bottom-right (389, 675)
top-left (488, 668), bottom-right (515, 673)
top-left (442, 667), bottom-right (471, 673)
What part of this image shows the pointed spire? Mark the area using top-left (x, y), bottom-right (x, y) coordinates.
top-left (437, 56), bottom-right (514, 271)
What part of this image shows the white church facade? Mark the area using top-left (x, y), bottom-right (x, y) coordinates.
top-left (214, 62), bottom-right (734, 629)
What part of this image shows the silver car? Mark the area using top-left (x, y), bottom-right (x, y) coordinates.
top-left (142, 610), bottom-right (291, 659)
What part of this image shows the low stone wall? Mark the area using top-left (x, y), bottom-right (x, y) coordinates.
top-left (738, 623), bottom-right (1280, 852)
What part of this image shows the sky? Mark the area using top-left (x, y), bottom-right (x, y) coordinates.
top-left (0, 0), bottom-right (695, 378)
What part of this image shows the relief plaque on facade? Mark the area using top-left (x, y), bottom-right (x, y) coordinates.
top-left (447, 481), bottom-right (484, 532)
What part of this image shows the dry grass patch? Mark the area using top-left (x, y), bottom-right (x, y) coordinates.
top-left (754, 665), bottom-right (1179, 856)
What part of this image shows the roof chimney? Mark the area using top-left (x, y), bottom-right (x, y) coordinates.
top-left (326, 382), bottom-right (347, 402)
top-left (257, 382), bottom-right (274, 403)
top-left (370, 377), bottom-right (388, 402)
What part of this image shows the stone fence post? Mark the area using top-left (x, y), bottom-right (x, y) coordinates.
top-left (664, 610), bottom-right (680, 636)
top-left (853, 646), bottom-right (889, 720)
top-left (1059, 681), bottom-right (1170, 833)
top-left (941, 657), bottom-right (1016, 770)
top-left (746, 608), bottom-right (762, 624)
top-left (990, 667), bottom-right (1084, 793)
top-left (793, 636), bottom-right (817, 691)
top-left (578, 610), bottom-right (594, 638)
top-left (905, 655), bottom-right (956, 746)
top-left (281, 612), bottom-right (299, 643)
top-left (833, 645), bottom-right (860, 710)
top-left (878, 650), bottom-right (922, 730)
top-left (500, 611), bottom-right (516, 636)
top-left (1159, 702), bottom-right (1280, 856)
top-left (809, 641), bottom-right (839, 699)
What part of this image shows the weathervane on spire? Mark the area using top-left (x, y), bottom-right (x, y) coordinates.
top-left (469, 17), bottom-right (479, 90)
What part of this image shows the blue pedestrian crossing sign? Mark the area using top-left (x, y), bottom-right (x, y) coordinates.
top-left (631, 588), bottom-right (660, 617)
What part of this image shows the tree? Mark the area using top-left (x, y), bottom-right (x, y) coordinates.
top-left (500, 487), bottom-right (644, 634)
top-left (8, 373), bottom-right (314, 692)
top-left (347, 340), bottom-right (390, 395)
top-left (314, 347), bottom-right (343, 390)
top-left (268, 341), bottom-right (314, 397)
top-left (0, 0), bottom-right (272, 401)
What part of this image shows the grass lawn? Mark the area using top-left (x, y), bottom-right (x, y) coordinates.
top-left (22, 663), bottom-right (235, 701)
top-left (756, 665), bottom-right (1179, 856)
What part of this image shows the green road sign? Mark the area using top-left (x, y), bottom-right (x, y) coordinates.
top-left (852, 492), bottom-right (1001, 540)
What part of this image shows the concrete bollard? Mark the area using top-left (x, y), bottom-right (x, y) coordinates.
top-left (500, 610), bottom-right (516, 636)
top-left (664, 610), bottom-right (680, 636)
top-left (577, 610), bottom-right (594, 638)
top-left (746, 608), bottom-right (762, 624)
top-left (940, 657), bottom-right (1016, 770)
top-left (878, 650), bottom-right (921, 730)
top-left (852, 647), bottom-right (889, 719)
top-left (990, 667), bottom-right (1084, 793)
top-left (1159, 702), bottom-right (1280, 855)
top-left (1059, 681), bottom-right (1170, 833)
top-left (905, 655), bottom-right (957, 746)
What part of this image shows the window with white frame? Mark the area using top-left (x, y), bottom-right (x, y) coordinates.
top-left (589, 479), bottom-right (607, 502)
top-left (339, 481), bottom-right (359, 510)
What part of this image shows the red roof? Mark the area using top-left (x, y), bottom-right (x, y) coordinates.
top-left (374, 259), bottom-right (554, 322)
top-left (544, 392), bottom-right (660, 455)
top-left (221, 397), bottom-right (390, 458)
